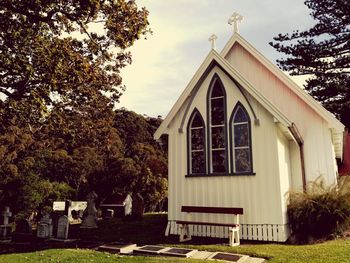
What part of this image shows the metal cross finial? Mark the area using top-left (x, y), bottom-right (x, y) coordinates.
top-left (228, 12), bottom-right (243, 33)
top-left (208, 34), bottom-right (218, 50)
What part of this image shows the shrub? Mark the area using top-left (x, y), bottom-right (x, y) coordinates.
top-left (287, 176), bottom-right (350, 243)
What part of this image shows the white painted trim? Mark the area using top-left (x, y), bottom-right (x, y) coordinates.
top-left (154, 50), bottom-right (292, 139)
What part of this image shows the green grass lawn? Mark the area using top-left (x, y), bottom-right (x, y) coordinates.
top-left (0, 213), bottom-right (349, 263)
top-left (177, 239), bottom-right (350, 263)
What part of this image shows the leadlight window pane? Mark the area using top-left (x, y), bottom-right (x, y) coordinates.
top-left (234, 107), bottom-right (248, 123)
top-left (211, 82), bottom-right (224, 97)
top-left (192, 114), bottom-right (203, 128)
top-left (234, 124), bottom-right (249, 147)
top-left (211, 127), bottom-right (225, 149)
top-left (192, 151), bottom-right (205, 174)
top-left (211, 98), bottom-right (224, 125)
top-left (212, 150), bottom-right (227, 173)
top-left (191, 128), bottom-right (204, 150)
top-left (189, 110), bottom-right (206, 174)
top-left (235, 148), bottom-right (251, 172)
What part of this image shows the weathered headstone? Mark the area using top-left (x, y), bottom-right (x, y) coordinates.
top-left (132, 193), bottom-right (144, 220)
top-left (124, 194), bottom-right (132, 216)
top-left (81, 191), bottom-right (98, 228)
top-left (56, 215), bottom-right (69, 240)
top-left (12, 219), bottom-right (33, 242)
top-left (37, 213), bottom-right (53, 239)
top-left (0, 207), bottom-right (12, 240)
top-left (16, 219), bottom-right (32, 234)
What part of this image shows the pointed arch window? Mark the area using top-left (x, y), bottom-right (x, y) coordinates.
top-left (208, 75), bottom-right (228, 173)
top-left (188, 109), bottom-right (206, 174)
top-left (230, 103), bottom-right (253, 173)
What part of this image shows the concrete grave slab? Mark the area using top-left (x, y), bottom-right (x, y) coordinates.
top-left (133, 245), bottom-right (169, 255)
top-left (160, 247), bottom-right (198, 258)
top-left (208, 252), bottom-right (249, 262)
top-left (98, 242), bottom-right (137, 254)
top-left (191, 251), bottom-right (216, 260)
top-left (244, 257), bottom-right (266, 263)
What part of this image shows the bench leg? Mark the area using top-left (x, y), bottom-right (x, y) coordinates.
top-left (229, 227), bottom-right (240, 247)
top-left (165, 223), bottom-right (170, 237)
top-left (179, 224), bottom-right (192, 242)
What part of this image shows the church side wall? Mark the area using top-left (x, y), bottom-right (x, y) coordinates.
top-left (276, 128), bottom-right (292, 225)
top-left (166, 67), bottom-right (289, 241)
top-left (225, 44), bottom-right (337, 187)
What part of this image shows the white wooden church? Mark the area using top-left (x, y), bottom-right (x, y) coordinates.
top-left (154, 13), bottom-right (345, 242)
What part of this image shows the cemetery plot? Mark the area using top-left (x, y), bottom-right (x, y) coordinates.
top-left (55, 215), bottom-right (69, 240)
top-left (12, 219), bottom-right (33, 243)
top-left (98, 242), bottom-right (137, 254)
top-left (133, 245), bottom-right (169, 255)
top-left (208, 252), bottom-right (248, 262)
top-left (160, 247), bottom-right (198, 258)
top-left (0, 207), bottom-right (12, 241)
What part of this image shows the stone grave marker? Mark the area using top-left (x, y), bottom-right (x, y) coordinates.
top-left (81, 191), bottom-right (98, 228)
top-left (56, 215), bottom-right (69, 240)
top-left (132, 193), bottom-right (144, 220)
top-left (12, 219), bottom-right (33, 242)
top-left (16, 219), bottom-right (32, 233)
top-left (37, 213), bottom-right (53, 239)
top-left (0, 207), bottom-right (12, 240)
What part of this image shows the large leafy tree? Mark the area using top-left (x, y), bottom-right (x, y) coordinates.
top-left (0, 0), bottom-right (149, 109)
top-left (0, 0), bottom-right (150, 217)
top-left (270, 0), bottom-right (350, 128)
top-left (89, 109), bottom-right (168, 212)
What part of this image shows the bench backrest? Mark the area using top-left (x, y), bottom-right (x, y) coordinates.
top-left (181, 206), bottom-right (243, 215)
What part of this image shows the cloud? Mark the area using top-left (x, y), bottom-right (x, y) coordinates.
top-left (119, 0), bottom-right (314, 117)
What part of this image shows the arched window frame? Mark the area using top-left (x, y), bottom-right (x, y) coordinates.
top-left (187, 108), bottom-right (206, 175)
top-left (207, 74), bottom-right (228, 174)
top-left (229, 102), bottom-right (253, 174)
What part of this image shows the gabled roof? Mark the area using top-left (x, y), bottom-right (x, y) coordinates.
top-left (154, 33), bottom-right (345, 159)
top-left (220, 33), bottom-right (344, 158)
top-left (221, 33), bottom-right (344, 132)
top-left (154, 49), bottom-right (293, 140)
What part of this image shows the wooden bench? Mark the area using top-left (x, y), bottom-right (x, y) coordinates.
top-left (176, 206), bottom-right (243, 246)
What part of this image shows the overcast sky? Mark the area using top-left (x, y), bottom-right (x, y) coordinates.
top-left (119, 0), bottom-right (315, 118)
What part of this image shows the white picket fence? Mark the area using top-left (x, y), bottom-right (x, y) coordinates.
top-left (166, 220), bottom-right (290, 242)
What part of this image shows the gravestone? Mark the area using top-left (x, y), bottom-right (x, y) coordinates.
top-left (12, 219), bottom-right (33, 242)
top-left (81, 191), bottom-right (98, 228)
top-left (37, 213), bottom-right (53, 239)
top-left (0, 207), bottom-right (12, 240)
top-left (56, 215), bottom-right (69, 240)
top-left (124, 194), bottom-right (132, 216)
top-left (132, 193), bottom-right (144, 220)
top-left (15, 219), bottom-right (32, 234)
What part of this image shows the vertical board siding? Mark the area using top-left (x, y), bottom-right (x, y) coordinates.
top-left (166, 221), bottom-right (289, 242)
top-left (167, 68), bottom-right (293, 243)
top-left (225, 43), bottom-right (338, 185)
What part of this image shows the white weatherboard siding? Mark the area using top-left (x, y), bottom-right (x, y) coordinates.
top-left (277, 128), bottom-right (292, 224)
top-left (225, 42), bottom-right (338, 186)
top-left (289, 141), bottom-right (303, 190)
top-left (158, 33), bottom-right (344, 243)
top-left (166, 67), bottom-right (290, 241)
